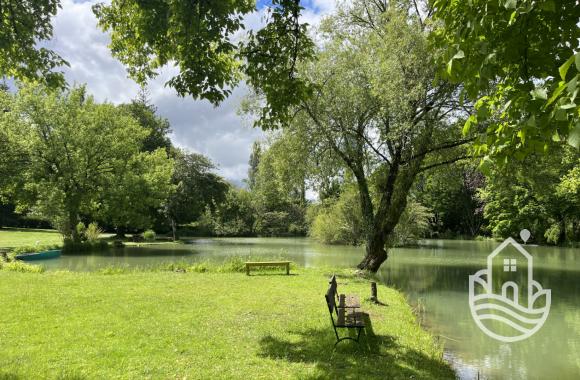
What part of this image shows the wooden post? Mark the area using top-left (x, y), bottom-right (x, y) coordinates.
top-left (370, 282), bottom-right (378, 303)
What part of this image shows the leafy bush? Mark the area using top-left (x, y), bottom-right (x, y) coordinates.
top-left (143, 229), bottom-right (156, 242)
top-left (391, 199), bottom-right (433, 246)
top-left (309, 185), bottom-right (364, 245)
top-left (76, 222), bottom-right (87, 241)
top-left (544, 224), bottom-right (561, 245)
top-left (85, 222), bottom-right (103, 242)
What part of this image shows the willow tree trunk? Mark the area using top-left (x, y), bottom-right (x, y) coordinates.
top-left (357, 231), bottom-right (388, 272)
top-left (356, 162), bottom-right (420, 273)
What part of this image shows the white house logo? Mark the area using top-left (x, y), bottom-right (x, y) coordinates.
top-left (469, 229), bottom-right (551, 342)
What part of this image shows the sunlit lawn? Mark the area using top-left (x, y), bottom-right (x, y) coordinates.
top-left (0, 269), bottom-right (455, 379)
top-left (0, 228), bottom-right (63, 249)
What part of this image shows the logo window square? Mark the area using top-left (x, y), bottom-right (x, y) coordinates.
top-left (503, 258), bottom-right (517, 272)
top-left (503, 258), bottom-right (510, 272)
top-left (510, 259), bottom-right (517, 272)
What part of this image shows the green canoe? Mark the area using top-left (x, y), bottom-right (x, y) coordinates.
top-left (15, 249), bottom-right (61, 261)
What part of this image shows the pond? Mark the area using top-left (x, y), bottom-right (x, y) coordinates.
top-left (38, 238), bottom-right (580, 379)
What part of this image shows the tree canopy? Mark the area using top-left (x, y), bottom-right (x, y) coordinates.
top-left (0, 0), bottom-right (67, 87)
top-left (92, 0), bottom-right (313, 124)
top-left (0, 84), bottom-right (174, 241)
top-left (164, 150), bottom-right (229, 240)
top-left (433, 0), bottom-right (580, 161)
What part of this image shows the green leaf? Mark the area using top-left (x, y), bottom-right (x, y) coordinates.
top-left (559, 54), bottom-right (575, 81)
top-left (567, 76), bottom-right (578, 93)
top-left (547, 83), bottom-right (566, 106)
top-left (526, 115), bottom-right (536, 127)
top-left (478, 157), bottom-right (492, 175)
top-left (559, 103), bottom-right (576, 110)
top-left (503, 0), bottom-right (517, 9)
top-left (477, 104), bottom-right (489, 118)
top-left (539, 0), bottom-right (556, 12)
top-left (530, 87), bottom-right (547, 100)
top-left (446, 59), bottom-right (453, 75)
top-left (517, 129), bottom-right (526, 143)
top-left (575, 52), bottom-right (580, 72)
top-left (555, 108), bottom-right (568, 121)
top-left (567, 123), bottom-right (580, 148)
top-left (509, 11), bottom-right (517, 25)
top-left (452, 50), bottom-right (465, 60)
top-left (463, 115), bottom-right (476, 135)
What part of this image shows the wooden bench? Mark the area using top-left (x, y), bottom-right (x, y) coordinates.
top-left (245, 261), bottom-right (291, 275)
top-left (329, 274), bottom-right (360, 308)
top-left (325, 278), bottom-right (365, 346)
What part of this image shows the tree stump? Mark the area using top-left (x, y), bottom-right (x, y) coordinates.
top-left (370, 282), bottom-right (378, 303)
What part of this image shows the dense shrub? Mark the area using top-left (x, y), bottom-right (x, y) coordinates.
top-left (76, 222), bottom-right (87, 240)
top-left (143, 229), bottom-right (156, 242)
top-left (85, 222), bottom-right (103, 242)
top-left (391, 199), bottom-right (433, 246)
top-left (309, 185), bottom-right (364, 245)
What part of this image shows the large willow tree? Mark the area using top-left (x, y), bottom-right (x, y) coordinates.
top-left (251, 0), bottom-right (472, 271)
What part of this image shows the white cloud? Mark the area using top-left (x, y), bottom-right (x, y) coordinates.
top-left (45, 0), bottom-right (335, 185)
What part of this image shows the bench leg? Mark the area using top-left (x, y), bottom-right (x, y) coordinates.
top-left (333, 326), bottom-right (365, 348)
top-left (286, 263), bottom-right (289, 275)
top-left (246, 265), bottom-right (250, 276)
top-left (356, 327), bottom-right (363, 342)
top-left (334, 336), bottom-right (360, 348)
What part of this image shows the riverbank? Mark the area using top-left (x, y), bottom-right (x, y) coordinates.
top-left (0, 228), bottom-right (182, 254)
top-left (0, 267), bottom-right (454, 379)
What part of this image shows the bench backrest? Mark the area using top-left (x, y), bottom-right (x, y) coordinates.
top-left (328, 274), bottom-right (340, 304)
top-left (325, 281), bottom-right (337, 318)
top-left (329, 274), bottom-right (337, 287)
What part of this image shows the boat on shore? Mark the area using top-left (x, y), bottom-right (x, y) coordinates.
top-left (15, 249), bottom-right (61, 261)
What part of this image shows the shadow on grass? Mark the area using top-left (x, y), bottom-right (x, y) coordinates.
top-left (258, 313), bottom-right (455, 380)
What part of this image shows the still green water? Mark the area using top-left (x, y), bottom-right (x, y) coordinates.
top-left (40, 238), bottom-right (580, 379)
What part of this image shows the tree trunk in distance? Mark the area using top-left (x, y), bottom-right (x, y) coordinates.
top-left (171, 219), bottom-right (178, 241)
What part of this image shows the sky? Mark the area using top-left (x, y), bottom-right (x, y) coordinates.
top-left (45, 0), bottom-right (337, 186)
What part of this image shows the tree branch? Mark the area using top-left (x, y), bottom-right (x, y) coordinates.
top-left (405, 137), bottom-right (475, 163)
top-left (417, 155), bottom-right (477, 173)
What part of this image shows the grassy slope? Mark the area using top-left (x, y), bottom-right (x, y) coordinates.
top-left (0, 228), bottom-right (63, 249)
top-left (0, 269), bottom-right (455, 380)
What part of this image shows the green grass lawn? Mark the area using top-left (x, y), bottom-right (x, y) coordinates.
top-left (0, 268), bottom-right (455, 379)
top-left (0, 228), bottom-right (63, 249)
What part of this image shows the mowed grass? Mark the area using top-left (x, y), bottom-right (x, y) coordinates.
top-left (0, 269), bottom-right (455, 380)
top-left (0, 228), bottom-right (63, 249)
